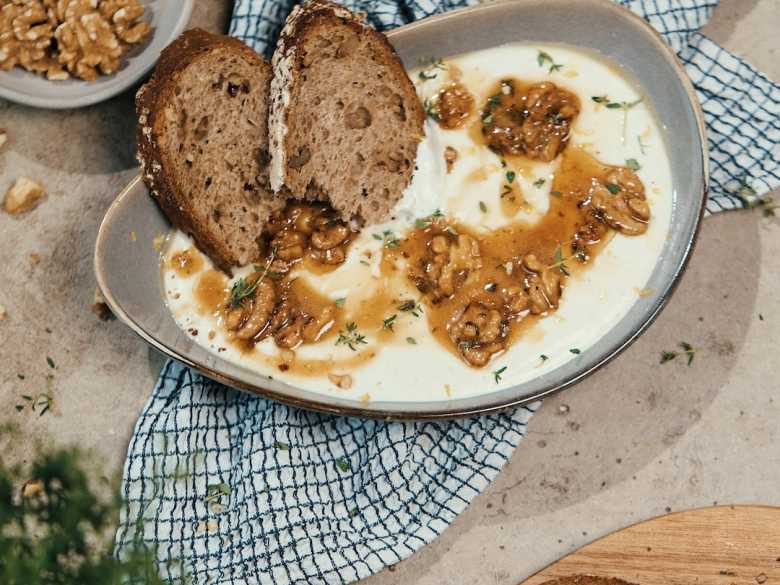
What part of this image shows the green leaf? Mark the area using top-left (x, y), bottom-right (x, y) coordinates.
top-left (406, 337), bottom-right (417, 345)
top-left (383, 314), bottom-right (397, 331)
top-left (569, 348), bottom-right (581, 355)
top-left (274, 441), bottom-right (290, 451)
top-left (660, 351), bottom-right (677, 364)
top-left (479, 201), bottom-right (488, 213)
top-left (550, 191), bottom-right (562, 198)
top-left (506, 170), bottom-right (516, 184)
top-left (533, 178), bottom-right (546, 188)
top-left (335, 297), bottom-right (346, 307)
top-left (591, 95), bottom-right (609, 104)
top-left (46, 356), bottom-right (55, 369)
top-left (606, 183), bottom-right (621, 194)
top-left (625, 158), bottom-right (641, 171)
top-left (537, 51), bottom-right (553, 67)
top-left (540, 354), bottom-right (549, 362)
top-left (336, 457), bottom-right (351, 472)
top-left (492, 366), bottom-right (507, 383)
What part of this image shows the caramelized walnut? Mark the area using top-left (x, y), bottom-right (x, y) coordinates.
top-left (225, 277), bottom-right (276, 340)
top-left (434, 82), bottom-right (474, 129)
top-left (449, 296), bottom-right (508, 367)
top-left (411, 225), bottom-right (483, 300)
top-left (521, 253), bottom-right (562, 314)
top-left (266, 202), bottom-right (355, 270)
top-left (483, 81), bottom-right (580, 161)
top-left (589, 167), bottom-right (650, 235)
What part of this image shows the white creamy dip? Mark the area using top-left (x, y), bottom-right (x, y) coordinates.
top-left (161, 43), bottom-right (673, 403)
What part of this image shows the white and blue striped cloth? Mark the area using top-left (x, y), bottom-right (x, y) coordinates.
top-left (116, 1), bottom-right (780, 583)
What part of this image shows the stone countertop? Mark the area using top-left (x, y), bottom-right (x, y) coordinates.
top-left (0, 1), bottom-right (778, 583)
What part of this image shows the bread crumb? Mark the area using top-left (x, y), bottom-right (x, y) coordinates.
top-left (4, 177), bottom-right (44, 214)
top-left (328, 373), bottom-right (353, 389)
top-left (29, 252), bottom-right (40, 265)
top-left (152, 233), bottom-right (166, 251)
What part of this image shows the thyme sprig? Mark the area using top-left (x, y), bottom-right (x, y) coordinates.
top-left (336, 322), bottom-right (367, 351)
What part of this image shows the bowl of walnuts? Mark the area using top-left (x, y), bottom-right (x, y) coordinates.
top-left (0, 0), bottom-right (193, 109)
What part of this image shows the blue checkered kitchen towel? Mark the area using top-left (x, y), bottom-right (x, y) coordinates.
top-left (115, 1), bottom-right (780, 583)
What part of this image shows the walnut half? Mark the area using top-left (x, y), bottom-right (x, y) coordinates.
top-left (4, 177), bottom-right (44, 214)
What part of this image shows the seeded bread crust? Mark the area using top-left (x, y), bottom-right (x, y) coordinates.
top-left (269, 0), bottom-right (424, 224)
top-left (136, 29), bottom-right (280, 273)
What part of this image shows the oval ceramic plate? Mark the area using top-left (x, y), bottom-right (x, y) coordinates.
top-left (0, 0), bottom-right (193, 109)
top-left (95, 0), bottom-right (707, 419)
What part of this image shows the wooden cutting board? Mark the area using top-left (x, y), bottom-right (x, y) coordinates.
top-left (521, 506), bottom-right (780, 585)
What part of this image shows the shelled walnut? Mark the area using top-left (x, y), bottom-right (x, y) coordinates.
top-left (0, 0), bottom-right (150, 81)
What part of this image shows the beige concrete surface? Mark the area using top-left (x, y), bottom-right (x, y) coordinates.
top-left (0, 1), bottom-right (778, 583)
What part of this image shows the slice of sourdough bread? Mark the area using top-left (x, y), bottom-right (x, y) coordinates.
top-left (136, 29), bottom-right (281, 272)
top-left (269, 0), bottom-right (424, 225)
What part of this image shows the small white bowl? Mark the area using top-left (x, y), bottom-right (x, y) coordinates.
top-left (0, 0), bottom-right (193, 109)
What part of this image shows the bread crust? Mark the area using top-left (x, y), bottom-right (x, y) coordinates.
top-left (268, 0), bottom-right (424, 220)
top-left (136, 29), bottom-right (273, 272)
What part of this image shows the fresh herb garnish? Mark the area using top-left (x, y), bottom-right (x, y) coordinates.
top-left (506, 170), bottom-right (516, 184)
top-left (550, 190), bottom-right (562, 198)
top-left (479, 201), bottom-right (488, 213)
top-left (418, 70), bottom-right (438, 80)
top-left (592, 95), bottom-right (609, 104)
top-left (336, 322), bottom-right (367, 351)
top-left (383, 314), bottom-right (397, 331)
top-left (533, 178), bottom-right (546, 188)
top-left (46, 356), bottom-right (55, 369)
top-left (551, 246), bottom-right (571, 276)
top-left (398, 299), bottom-right (423, 317)
top-left (626, 158), bottom-right (641, 171)
top-left (540, 354), bottom-right (549, 362)
top-left (274, 441), bottom-right (290, 450)
top-left (229, 276), bottom-right (260, 308)
top-left (348, 507), bottom-right (359, 517)
top-left (406, 337), bottom-right (417, 345)
top-left (205, 482), bottom-right (231, 504)
top-left (335, 297), bottom-right (346, 307)
top-left (423, 98), bottom-right (440, 121)
top-left (659, 342), bottom-right (696, 365)
top-left (374, 230), bottom-right (400, 248)
top-left (336, 457), bottom-right (351, 472)
top-left (17, 373), bottom-right (25, 380)
top-left (18, 392), bottom-right (54, 416)
top-left (606, 183), bottom-right (621, 194)
top-left (569, 348), bottom-right (581, 355)
top-left (492, 366), bottom-right (507, 383)
top-left (537, 51), bottom-right (563, 73)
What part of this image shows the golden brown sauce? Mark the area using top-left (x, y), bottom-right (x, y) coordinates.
top-left (385, 147), bottom-right (625, 365)
top-left (193, 270), bottom-right (228, 315)
top-left (169, 248), bottom-right (203, 278)
top-left (186, 147), bottom-right (645, 371)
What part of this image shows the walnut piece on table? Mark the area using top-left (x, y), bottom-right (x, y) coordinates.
top-left (4, 177), bottom-right (44, 215)
top-left (0, 0), bottom-right (150, 81)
